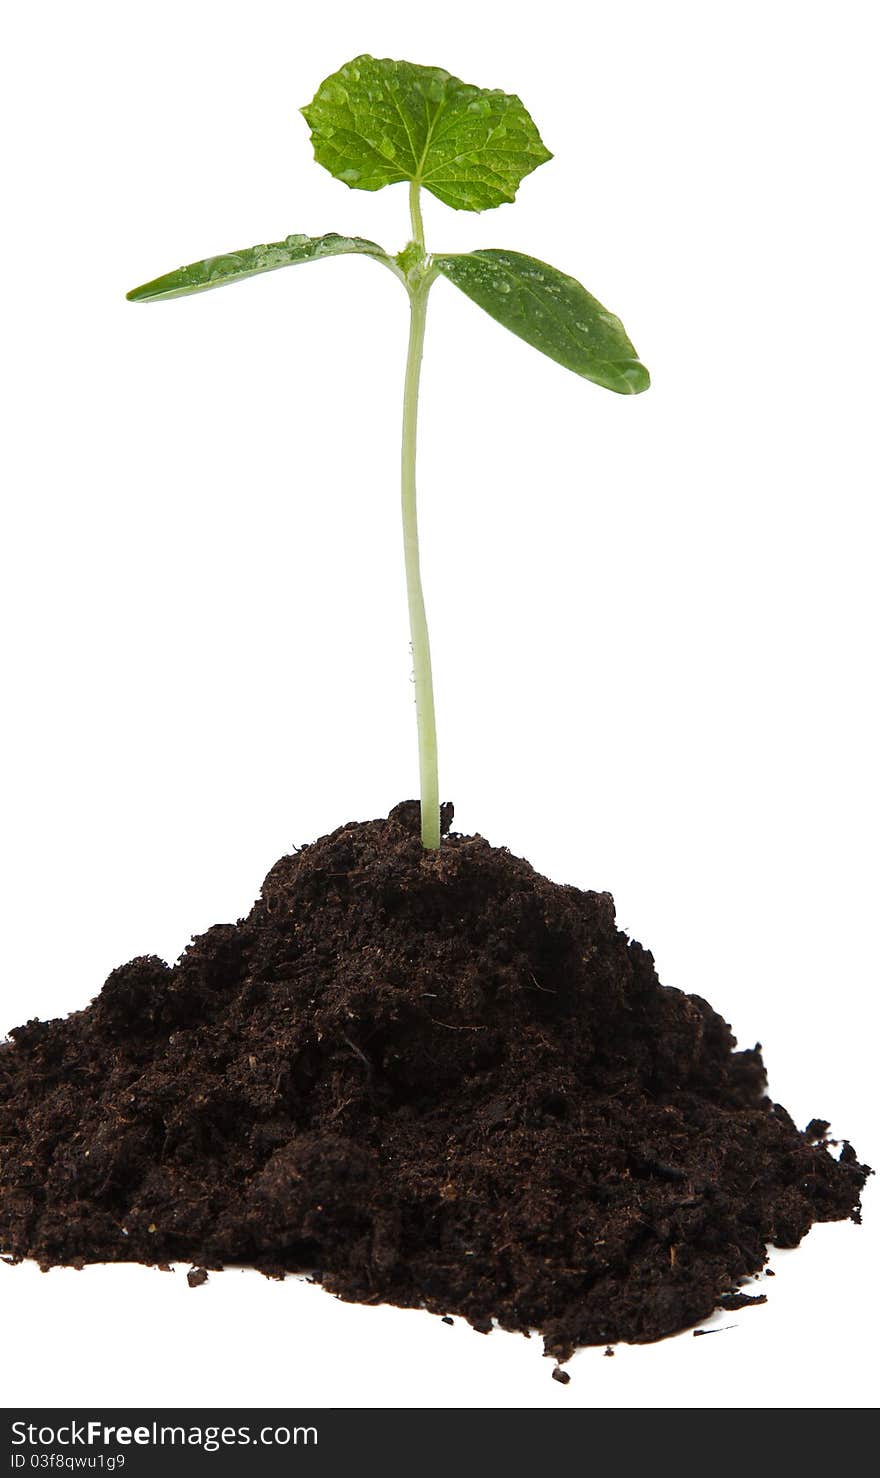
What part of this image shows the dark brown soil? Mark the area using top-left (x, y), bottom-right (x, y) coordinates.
top-left (0, 803), bottom-right (869, 1362)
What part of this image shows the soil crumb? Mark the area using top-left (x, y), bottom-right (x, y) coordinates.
top-left (0, 805), bottom-right (870, 1360)
top-left (187, 1267), bottom-right (209, 1289)
top-left (552, 1367), bottom-right (571, 1385)
top-left (719, 1291), bottom-right (767, 1311)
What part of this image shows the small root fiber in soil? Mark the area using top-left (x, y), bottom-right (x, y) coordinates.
top-left (0, 803), bottom-right (869, 1361)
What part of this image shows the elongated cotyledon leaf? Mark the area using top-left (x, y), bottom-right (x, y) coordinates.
top-left (301, 55), bottom-right (552, 212)
top-left (434, 249), bottom-right (650, 394)
top-left (126, 232), bottom-right (391, 302)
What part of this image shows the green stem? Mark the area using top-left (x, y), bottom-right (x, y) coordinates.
top-left (409, 179), bottom-right (425, 250)
top-left (401, 205), bottom-right (439, 849)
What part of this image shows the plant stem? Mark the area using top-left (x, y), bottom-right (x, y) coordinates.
top-left (401, 190), bottom-right (439, 849)
top-left (409, 179), bottom-right (425, 250)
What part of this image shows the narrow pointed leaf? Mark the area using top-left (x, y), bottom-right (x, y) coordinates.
top-left (126, 232), bottom-right (391, 303)
top-left (434, 249), bottom-right (650, 394)
top-left (301, 55), bottom-right (552, 212)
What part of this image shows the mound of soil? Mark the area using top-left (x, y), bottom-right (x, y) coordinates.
top-left (0, 804), bottom-right (869, 1360)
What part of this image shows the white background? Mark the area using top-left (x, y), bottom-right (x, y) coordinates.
top-left (2, 0), bottom-right (877, 1410)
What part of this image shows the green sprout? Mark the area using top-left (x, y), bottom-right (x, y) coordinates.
top-left (127, 55), bottom-right (649, 849)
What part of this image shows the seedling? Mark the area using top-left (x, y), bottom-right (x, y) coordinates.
top-left (128, 55), bottom-right (649, 848)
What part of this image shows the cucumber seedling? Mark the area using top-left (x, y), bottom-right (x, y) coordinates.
top-left (128, 55), bottom-right (649, 848)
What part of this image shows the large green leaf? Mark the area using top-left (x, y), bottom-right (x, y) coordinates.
top-left (126, 232), bottom-right (390, 302)
top-left (434, 249), bottom-right (650, 394)
top-left (301, 55), bottom-right (552, 212)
